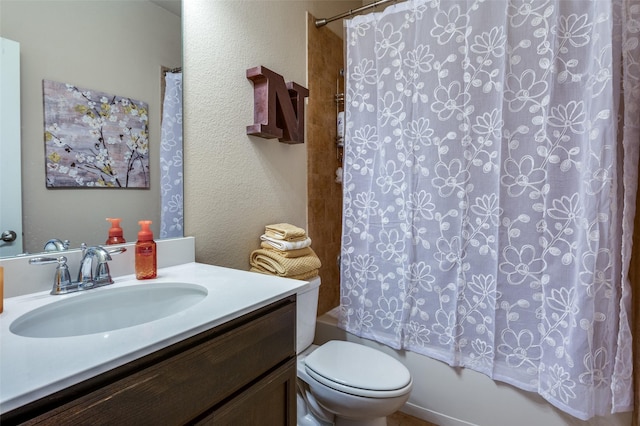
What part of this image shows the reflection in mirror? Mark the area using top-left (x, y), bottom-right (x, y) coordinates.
top-left (0, 0), bottom-right (182, 258)
top-left (0, 37), bottom-right (23, 257)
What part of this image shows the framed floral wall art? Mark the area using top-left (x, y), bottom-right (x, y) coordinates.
top-left (43, 80), bottom-right (150, 188)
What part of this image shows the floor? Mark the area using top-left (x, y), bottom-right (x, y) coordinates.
top-left (388, 411), bottom-right (438, 426)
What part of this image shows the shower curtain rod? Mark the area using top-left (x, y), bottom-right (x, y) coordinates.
top-left (315, 0), bottom-right (398, 27)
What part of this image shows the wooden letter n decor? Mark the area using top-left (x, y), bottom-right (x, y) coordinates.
top-left (246, 66), bottom-right (309, 144)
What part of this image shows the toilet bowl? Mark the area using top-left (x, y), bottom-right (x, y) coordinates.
top-left (296, 278), bottom-right (413, 426)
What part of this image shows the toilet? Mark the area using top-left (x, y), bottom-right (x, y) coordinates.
top-left (296, 277), bottom-right (413, 426)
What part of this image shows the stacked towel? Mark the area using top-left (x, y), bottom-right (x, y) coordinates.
top-left (260, 242), bottom-right (311, 257)
top-left (260, 234), bottom-right (312, 252)
top-left (265, 223), bottom-right (308, 241)
top-left (250, 248), bottom-right (321, 278)
top-left (250, 223), bottom-right (321, 280)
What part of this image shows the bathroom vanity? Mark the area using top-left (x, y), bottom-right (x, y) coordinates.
top-left (0, 256), bottom-right (306, 425)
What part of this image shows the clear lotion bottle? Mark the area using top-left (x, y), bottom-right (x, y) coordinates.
top-left (135, 220), bottom-right (157, 280)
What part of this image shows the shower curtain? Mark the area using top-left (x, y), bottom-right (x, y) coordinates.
top-left (160, 71), bottom-right (183, 238)
top-left (339, 0), bottom-right (639, 419)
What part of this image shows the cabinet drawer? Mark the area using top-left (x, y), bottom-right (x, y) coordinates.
top-left (23, 298), bottom-right (295, 425)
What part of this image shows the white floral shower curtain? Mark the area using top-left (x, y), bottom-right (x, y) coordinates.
top-left (339, 0), bottom-right (640, 419)
top-left (160, 71), bottom-right (183, 238)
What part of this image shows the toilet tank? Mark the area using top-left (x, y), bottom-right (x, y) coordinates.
top-left (296, 276), bottom-right (321, 354)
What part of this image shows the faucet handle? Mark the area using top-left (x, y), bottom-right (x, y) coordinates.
top-left (106, 246), bottom-right (127, 256)
top-left (29, 256), bottom-right (62, 265)
top-left (30, 256), bottom-right (73, 294)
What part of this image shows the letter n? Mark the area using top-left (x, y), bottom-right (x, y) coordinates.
top-left (246, 66), bottom-right (309, 144)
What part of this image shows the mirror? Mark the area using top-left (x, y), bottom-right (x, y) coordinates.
top-left (0, 0), bottom-right (182, 257)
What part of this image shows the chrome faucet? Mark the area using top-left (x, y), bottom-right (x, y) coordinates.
top-left (30, 244), bottom-right (126, 295)
top-left (78, 245), bottom-right (122, 286)
top-left (43, 238), bottom-right (70, 252)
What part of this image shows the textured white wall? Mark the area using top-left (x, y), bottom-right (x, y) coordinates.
top-left (183, 0), bottom-right (357, 269)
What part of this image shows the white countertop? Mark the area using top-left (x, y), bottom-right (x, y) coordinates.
top-left (0, 262), bottom-right (308, 414)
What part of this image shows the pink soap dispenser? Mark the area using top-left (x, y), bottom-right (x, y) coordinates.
top-left (105, 218), bottom-right (126, 245)
top-left (135, 220), bottom-right (157, 280)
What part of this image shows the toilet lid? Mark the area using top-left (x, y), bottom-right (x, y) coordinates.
top-left (304, 340), bottom-right (412, 398)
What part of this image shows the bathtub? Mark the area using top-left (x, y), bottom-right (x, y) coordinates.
top-left (314, 307), bottom-right (631, 426)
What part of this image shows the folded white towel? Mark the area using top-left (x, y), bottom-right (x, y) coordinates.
top-left (260, 234), bottom-right (312, 251)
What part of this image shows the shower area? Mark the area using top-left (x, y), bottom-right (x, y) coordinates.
top-left (306, 12), bottom-right (345, 317)
top-left (306, 1), bottom-right (640, 425)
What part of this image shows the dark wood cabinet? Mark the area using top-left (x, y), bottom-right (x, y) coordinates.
top-left (2, 296), bottom-right (297, 426)
top-left (201, 358), bottom-right (296, 425)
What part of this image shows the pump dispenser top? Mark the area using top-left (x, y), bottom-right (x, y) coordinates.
top-left (137, 220), bottom-right (153, 241)
top-left (135, 220), bottom-right (157, 280)
top-left (105, 218), bottom-right (126, 245)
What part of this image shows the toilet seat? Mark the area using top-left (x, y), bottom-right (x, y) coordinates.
top-left (304, 340), bottom-right (412, 398)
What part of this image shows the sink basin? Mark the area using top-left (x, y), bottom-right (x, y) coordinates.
top-left (10, 283), bottom-right (208, 338)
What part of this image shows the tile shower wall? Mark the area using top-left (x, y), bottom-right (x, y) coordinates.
top-left (307, 13), bottom-right (343, 316)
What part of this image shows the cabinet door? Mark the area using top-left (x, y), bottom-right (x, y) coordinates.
top-left (198, 358), bottom-right (297, 426)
